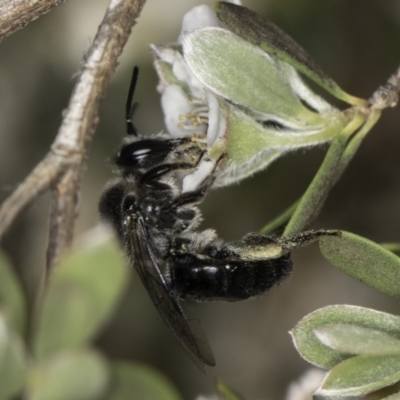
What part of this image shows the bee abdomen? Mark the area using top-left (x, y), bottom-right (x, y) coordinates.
top-left (172, 254), bottom-right (293, 301)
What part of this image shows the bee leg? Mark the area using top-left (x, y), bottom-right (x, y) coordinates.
top-left (275, 229), bottom-right (341, 252)
top-left (140, 150), bottom-right (206, 184)
top-left (232, 229), bottom-right (340, 258)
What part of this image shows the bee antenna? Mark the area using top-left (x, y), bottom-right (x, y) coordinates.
top-left (126, 66), bottom-right (140, 136)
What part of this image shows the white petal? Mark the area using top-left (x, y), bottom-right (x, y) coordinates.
top-left (178, 5), bottom-right (221, 43)
top-left (161, 85), bottom-right (206, 137)
top-left (206, 91), bottom-right (226, 146)
top-left (152, 46), bottom-right (204, 98)
top-left (169, 52), bottom-right (204, 98)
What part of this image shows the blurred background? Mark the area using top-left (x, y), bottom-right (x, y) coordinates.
top-left (1, 0), bottom-right (400, 398)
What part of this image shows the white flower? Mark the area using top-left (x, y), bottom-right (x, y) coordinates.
top-left (151, 2), bottom-right (347, 187)
top-left (151, 4), bottom-right (235, 191)
top-left (152, 4), bottom-right (231, 150)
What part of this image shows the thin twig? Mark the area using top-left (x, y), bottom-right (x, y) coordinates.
top-left (0, 0), bottom-right (68, 43)
top-left (0, 0), bottom-right (146, 277)
top-left (47, 166), bottom-right (80, 272)
top-left (0, 153), bottom-right (62, 236)
top-left (369, 65), bottom-right (400, 110)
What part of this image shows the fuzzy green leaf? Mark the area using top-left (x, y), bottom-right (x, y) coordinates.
top-left (291, 305), bottom-right (400, 369)
top-left (183, 27), bottom-right (339, 129)
top-left (320, 231), bottom-right (400, 299)
top-left (215, 2), bottom-right (366, 106)
top-left (27, 348), bottom-right (109, 400)
top-left (318, 354), bottom-right (400, 397)
top-left (34, 235), bottom-right (129, 360)
top-left (0, 249), bottom-right (26, 335)
top-left (314, 324), bottom-right (400, 356)
top-left (217, 103), bottom-right (345, 187)
top-left (105, 362), bottom-right (182, 400)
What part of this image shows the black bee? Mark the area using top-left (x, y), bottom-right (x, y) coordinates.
top-left (99, 67), bottom-right (332, 372)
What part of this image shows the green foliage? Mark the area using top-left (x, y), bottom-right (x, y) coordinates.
top-left (296, 232), bottom-right (400, 398)
top-left (211, 7), bottom-right (400, 395)
top-left (314, 324), bottom-right (400, 356)
top-left (291, 306), bottom-right (400, 369)
top-left (292, 305), bottom-right (400, 398)
top-left (0, 236), bottom-right (182, 399)
top-left (27, 349), bottom-right (109, 400)
top-left (214, 1), bottom-right (366, 106)
top-left (320, 231), bottom-right (400, 299)
top-left (182, 25), bottom-right (348, 186)
top-left (0, 2), bottom-right (398, 399)
top-left (33, 237), bottom-right (129, 360)
top-left (318, 355), bottom-right (400, 397)
top-left (105, 362), bottom-right (182, 400)
top-left (184, 28), bottom-right (341, 129)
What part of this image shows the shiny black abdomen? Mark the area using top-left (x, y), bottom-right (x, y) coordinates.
top-left (171, 253), bottom-right (293, 301)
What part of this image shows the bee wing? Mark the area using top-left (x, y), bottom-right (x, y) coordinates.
top-left (125, 213), bottom-right (215, 372)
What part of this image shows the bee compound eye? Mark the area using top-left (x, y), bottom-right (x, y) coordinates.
top-left (116, 139), bottom-right (172, 168)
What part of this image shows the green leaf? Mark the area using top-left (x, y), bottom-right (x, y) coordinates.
top-left (0, 312), bottom-right (26, 398)
top-left (183, 27), bottom-right (342, 130)
top-left (214, 2), bottom-right (366, 106)
top-left (319, 231), bottom-right (400, 299)
top-left (183, 26), bottom-right (350, 188)
top-left (105, 362), bottom-right (182, 400)
top-left (291, 305), bottom-right (400, 369)
top-left (33, 234), bottom-right (129, 360)
top-left (314, 324), bottom-right (400, 356)
top-left (27, 348), bottom-right (109, 400)
top-left (218, 103), bottom-right (345, 187)
top-left (318, 354), bottom-right (400, 397)
top-left (0, 249), bottom-right (27, 335)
